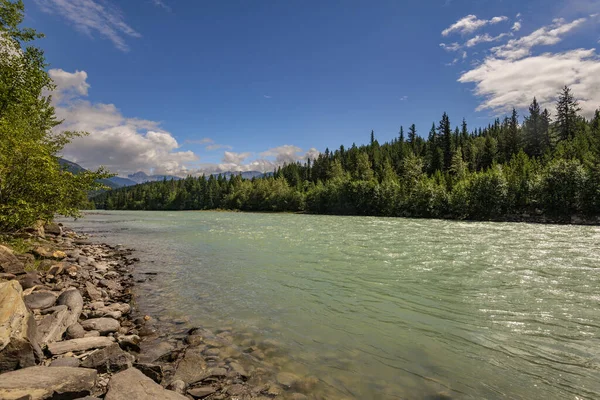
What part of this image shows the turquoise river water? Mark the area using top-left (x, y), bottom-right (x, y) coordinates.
top-left (62, 210), bottom-right (600, 400)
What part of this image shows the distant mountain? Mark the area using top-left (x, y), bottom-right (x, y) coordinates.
top-left (58, 158), bottom-right (137, 189)
top-left (212, 170), bottom-right (269, 179)
top-left (127, 171), bottom-right (182, 184)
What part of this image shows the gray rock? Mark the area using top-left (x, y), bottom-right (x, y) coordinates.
top-left (85, 282), bottom-right (102, 301)
top-left (167, 379), bottom-right (186, 394)
top-left (80, 318), bottom-right (120, 335)
top-left (81, 344), bottom-right (135, 373)
top-left (84, 330), bottom-right (100, 338)
top-left (187, 386), bottom-right (216, 399)
top-left (134, 362), bottom-right (163, 383)
top-left (228, 362), bottom-right (250, 379)
top-left (24, 291), bottom-right (57, 310)
top-left (172, 348), bottom-right (207, 384)
top-left (47, 336), bottom-right (115, 356)
top-left (44, 222), bottom-right (63, 236)
top-left (105, 368), bottom-right (188, 400)
top-left (276, 372), bottom-right (300, 389)
top-left (50, 356), bottom-right (80, 368)
top-left (56, 288), bottom-right (84, 323)
top-left (0, 245), bottom-right (25, 275)
top-left (36, 308), bottom-right (70, 344)
top-left (0, 366), bottom-right (96, 400)
top-left (138, 341), bottom-right (175, 363)
top-left (17, 272), bottom-right (41, 290)
top-left (0, 281), bottom-right (42, 372)
top-left (117, 334), bottom-right (141, 352)
top-left (66, 322), bottom-right (86, 339)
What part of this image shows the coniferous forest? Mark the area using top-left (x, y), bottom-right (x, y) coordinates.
top-left (93, 88), bottom-right (600, 223)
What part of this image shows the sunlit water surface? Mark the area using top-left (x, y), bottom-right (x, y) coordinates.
top-left (62, 211), bottom-right (600, 399)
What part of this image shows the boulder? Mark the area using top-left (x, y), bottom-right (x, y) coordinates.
top-left (81, 343), bottom-right (135, 373)
top-left (0, 366), bottom-right (96, 400)
top-left (36, 308), bottom-right (71, 344)
top-left (47, 336), bottom-right (115, 356)
top-left (24, 291), bottom-right (57, 310)
top-left (172, 348), bottom-right (207, 384)
top-left (66, 322), bottom-right (86, 339)
top-left (0, 281), bottom-right (42, 372)
top-left (80, 318), bottom-right (120, 335)
top-left (56, 288), bottom-right (83, 326)
top-left (0, 245), bottom-right (25, 275)
top-left (36, 289), bottom-right (83, 345)
top-left (137, 341), bottom-right (174, 363)
top-left (105, 368), bottom-right (188, 400)
top-left (44, 223), bottom-right (63, 236)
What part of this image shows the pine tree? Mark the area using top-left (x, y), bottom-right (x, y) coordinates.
top-left (408, 124), bottom-right (417, 148)
top-left (555, 86), bottom-right (581, 142)
top-left (524, 98), bottom-right (542, 157)
top-left (438, 112), bottom-right (452, 170)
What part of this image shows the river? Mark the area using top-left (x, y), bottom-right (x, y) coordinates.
top-left (61, 210), bottom-right (600, 399)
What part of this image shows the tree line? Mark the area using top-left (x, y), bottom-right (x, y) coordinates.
top-left (93, 87), bottom-right (600, 222)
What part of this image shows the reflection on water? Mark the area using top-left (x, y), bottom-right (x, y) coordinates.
top-left (61, 211), bottom-right (600, 399)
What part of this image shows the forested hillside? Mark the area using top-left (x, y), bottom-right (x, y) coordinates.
top-left (93, 87), bottom-right (600, 222)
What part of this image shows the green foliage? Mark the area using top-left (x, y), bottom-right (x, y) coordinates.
top-left (0, 0), bottom-right (111, 231)
top-left (92, 87), bottom-right (600, 222)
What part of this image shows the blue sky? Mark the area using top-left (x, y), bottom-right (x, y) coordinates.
top-left (24, 0), bottom-right (600, 176)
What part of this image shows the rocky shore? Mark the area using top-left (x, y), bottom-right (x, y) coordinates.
top-left (0, 223), bottom-right (314, 400)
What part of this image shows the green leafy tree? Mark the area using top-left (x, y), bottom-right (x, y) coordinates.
top-left (0, 0), bottom-right (110, 231)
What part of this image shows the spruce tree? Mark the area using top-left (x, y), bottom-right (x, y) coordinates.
top-left (555, 86), bottom-right (581, 142)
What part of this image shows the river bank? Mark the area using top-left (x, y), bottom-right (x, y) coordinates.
top-left (0, 223), bottom-right (319, 400)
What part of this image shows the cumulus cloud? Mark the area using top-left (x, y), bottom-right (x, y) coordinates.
top-left (491, 17), bottom-right (587, 60)
top-left (50, 69), bottom-right (198, 175)
top-left (222, 151), bottom-right (252, 165)
top-left (512, 21), bottom-right (522, 32)
top-left (33, 0), bottom-right (140, 51)
top-left (459, 49), bottom-right (600, 116)
top-left (442, 14), bottom-right (508, 36)
top-left (454, 14), bottom-right (600, 117)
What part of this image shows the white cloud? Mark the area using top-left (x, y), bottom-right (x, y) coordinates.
top-left (50, 69), bottom-right (198, 175)
top-left (442, 14), bottom-right (508, 36)
top-left (512, 21), bottom-right (522, 32)
top-left (222, 151), bottom-right (251, 164)
top-left (491, 17), bottom-right (587, 60)
top-left (465, 33), bottom-right (510, 47)
top-left (34, 0), bottom-right (140, 51)
top-left (263, 95), bottom-right (272, 99)
top-left (440, 42), bottom-right (461, 52)
top-left (459, 49), bottom-right (600, 117)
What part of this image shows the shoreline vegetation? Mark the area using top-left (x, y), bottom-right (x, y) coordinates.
top-left (0, 224), bottom-right (323, 399)
top-left (92, 93), bottom-right (600, 225)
